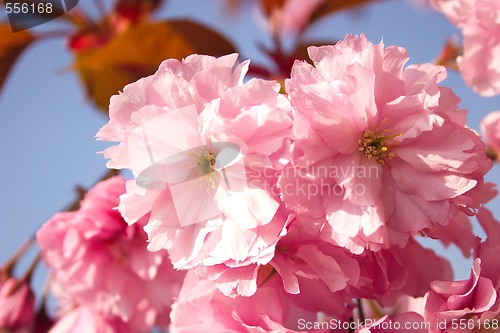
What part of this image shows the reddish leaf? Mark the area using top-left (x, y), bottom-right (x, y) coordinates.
top-left (115, 0), bottom-right (164, 23)
top-left (260, 0), bottom-right (287, 17)
top-left (0, 24), bottom-right (35, 93)
top-left (68, 31), bottom-right (109, 51)
top-left (73, 20), bottom-right (236, 112)
top-left (250, 40), bottom-right (339, 93)
top-left (435, 38), bottom-right (461, 71)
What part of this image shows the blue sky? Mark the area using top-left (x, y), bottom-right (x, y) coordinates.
top-left (1, 0), bottom-right (499, 295)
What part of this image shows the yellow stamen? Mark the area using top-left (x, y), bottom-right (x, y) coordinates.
top-left (190, 148), bottom-right (218, 192)
top-left (358, 129), bottom-right (401, 165)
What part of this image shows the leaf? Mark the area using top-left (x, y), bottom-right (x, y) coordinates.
top-left (73, 20), bottom-right (237, 112)
top-left (259, 0), bottom-right (287, 17)
top-left (167, 20), bottom-right (237, 56)
top-left (115, 0), bottom-right (164, 22)
top-left (308, 0), bottom-right (383, 27)
top-left (435, 38), bottom-right (461, 71)
top-left (0, 24), bottom-right (35, 93)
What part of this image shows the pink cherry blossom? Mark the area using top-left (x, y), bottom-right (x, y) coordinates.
top-left (97, 54), bottom-right (293, 290)
top-left (481, 110), bottom-right (500, 161)
top-left (347, 241), bottom-right (452, 306)
top-left (425, 205), bottom-right (500, 332)
top-left (170, 269), bottom-right (351, 333)
top-left (49, 306), bottom-right (128, 333)
top-left (424, 258), bottom-right (499, 333)
top-left (193, 222), bottom-right (362, 310)
top-left (475, 207), bottom-right (500, 290)
top-left (283, 34), bottom-right (491, 253)
top-left (422, 208), bottom-right (500, 333)
top-left (36, 176), bottom-right (184, 332)
top-left (431, 0), bottom-right (500, 96)
top-left (424, 212), bottom-right (476, 258)
top-left (0, 278), bottom-right (35, 331)
top-left (269, 224), bottom-right (361, 298)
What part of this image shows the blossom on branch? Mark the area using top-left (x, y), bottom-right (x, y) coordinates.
top-left (36, 176), bottom-right (185, 333)
top-left (481, 110), bottom-right (500, 161)
top-left (282, 34), bottom-right (491, 253)
top-left (97, 54), bottom-right (293, 296)
top-left (0, 278), bottom-right (35, 332)
top-left (431, 0), bottom-right (500, 96)
top-left (423, 207), bottom-right (500, 333)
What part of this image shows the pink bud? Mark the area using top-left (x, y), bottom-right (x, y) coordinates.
top-left (0, 278), bottom-right (35, 330)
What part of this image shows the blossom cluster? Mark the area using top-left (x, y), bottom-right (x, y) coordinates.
top-left (28, 32), bottom-right (492, 332)
top-left (2, 1), bottom-right (500, 333)
top-left (431, 0), bottom-right (500, 96)
top-left (3, 8), bottom-right (498, 333)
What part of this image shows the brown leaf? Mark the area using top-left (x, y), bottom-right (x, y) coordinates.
top-left (73, 20), bottom-right (236, 112)
top-left (0, 24), bottom-right (35, 92)
top-left (260, 0), bottom-right (287, 17)
top-left (308, 0), bottom-right (382, 27)
top-left (115, 0), bottom-right (164, 21)
top-left (435, 38), bottom-right (461, 71)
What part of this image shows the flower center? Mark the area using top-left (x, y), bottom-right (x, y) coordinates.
top-left (191, 147), bottom-right (218, 190)
top-left (358, 129), bottom-right (399, 165)
top-left (196, 150), bottom-right (216, 175)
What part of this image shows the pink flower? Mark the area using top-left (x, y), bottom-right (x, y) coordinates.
top-left (170, 269), bottom-right (349, 333)
top-left (431, 0), bottom-right (500, 96)
top-left (475, 207), bottom-right (500, 289)
top-left (36, 176), bottom-right (185, 332)
top-left (269, 224), bottom-right (361, 298)
top-left (481, 111), bottom-right (500, 161)
top-left (424, 258), bottom-right (499, 333)
top-left (283, 34), bottom-right (490, 253)
top-left (97, 54), bottom-right (293, 287)
top-left (424, 206), bottom-right (500, 332)
top-left (347, 241), bottom-right (452, 306)
top-left (49, 306), bottom-right (128, 333)
top-left (0, 278), bottom-right (35, 331)
top-left (422, 208), bottom-right (500, 333)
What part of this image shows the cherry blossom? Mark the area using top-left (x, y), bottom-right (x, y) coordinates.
top-left (97, 54), bottom-right (293, 292)
top-left (36, 176), bottom-right (184, 332)
top-left (431, 0), bottom-right (500, 96)
top-left (481, 111), bottom-right (500, 161)
top-left (170, 269), bottom-right (349, 333)
top-left (0, 278), bottom-right (35, 331)
top-left (282, 34), bottom-right (491, 253)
